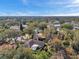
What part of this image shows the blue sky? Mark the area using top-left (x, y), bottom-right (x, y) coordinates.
top-left (0, 0), bottom-right (79, 16)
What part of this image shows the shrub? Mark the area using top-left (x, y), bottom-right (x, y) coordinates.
top-left (34, 51), bottom-right (49, 59)
top-left (72, 41), bottom-right (79, 54)
top-left (63, 41), bottom-right (70, 47)
top-left (62, 24), bottom-right (73, 30)
top-left (13, 48), bottom-right (35, 59)
top-left (0, 48), bottom-right (35, 59)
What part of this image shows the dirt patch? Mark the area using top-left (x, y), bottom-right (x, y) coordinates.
top-left (0, 44), bottom-right (16, 51)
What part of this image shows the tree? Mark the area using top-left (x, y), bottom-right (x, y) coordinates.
top-left (72, 41), bottom-right (79, 54)
top-left (38, 22), bottom-right (47, 30)
top-left (62, 24), bottom-right (73, 30)
top-left (63, 40), bottom-right (70, 47)
top-left (34, 51), bottom-right (49, 59)
top-left (0, 48), bottom-right (35, 59)
top-left (20, 23), bottom-right (23, 31)
top-left (13, 48), bottom-right (35, 59)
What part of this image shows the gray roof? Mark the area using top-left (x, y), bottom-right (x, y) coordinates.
top-left (25, 40), bottom-right (45, 48)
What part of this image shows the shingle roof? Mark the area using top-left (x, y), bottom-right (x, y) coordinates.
top-left (25, 39), bottom-right (45, 48)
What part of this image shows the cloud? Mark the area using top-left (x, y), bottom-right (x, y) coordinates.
top-left (52, 13), bottom-right (79, 16)
top-left (1, 0), bottom-right (79, 16)
top-left (66, 4), bottom-right (79, 7)
top-left (34, 0), bottom-right (70, 7)
top-left (20, 0), bottom-right (79, 8)
top-left (72, 0), bottom-right (79, 3)
top-left (0, 12), bottom-right (31, 16)
top-left (1, 11), bottom-right (79, 16)
top-left (47, 0), bottom-right (70, 5)
top-left (66, 0), bottom-right (79, 7)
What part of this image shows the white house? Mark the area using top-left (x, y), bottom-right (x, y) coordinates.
top-left (10, 24), bottom-right (28, 30)
top-left (23, 24), bottom-right (28, 29)
top-left (53, 21), bottom-right (61, 31)
top-left (73, 23), bottom-right (79, 30)
top-left (10, 26), bottom-right (20, 30)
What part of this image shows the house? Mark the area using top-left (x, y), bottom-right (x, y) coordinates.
top-left (37, 33), bottom-right (45, 38)
top-left (31, 44), bottom-right (39, 50)
top-left (16, 36), bottom-right (25, 43)
top-left (22, 24), bottom-right (28, 29)
top-left (10, 25), bottom-right (20, 30)
top-left (64, 21), bottom-right (71, 24)
top-left (73, 23), bottom-right (79, 30)
top-left (47, 21), bottom-right (53, 29)
top-left (10, 24), bottom-right (28, 30)
top-left (25, 39), bottom-right (45, 50)
top-left (34, 28), bottom-right (42, 34)
top-left (33, 32), bottom-right (46, 41)
top-left (63, 21), bottom-right (79, 30)
top-left (33, 29), bottom-right (46, 41)
top-left (9, 38), bottom-right (16, 44)
top-left (16, 37), bottom-right (22, 41)
top-left (22, 34), bottom-right (31, 40)
top-left (53, 21), bottom-right (61, 31)
top-left (70, 21), bottom-right (79, 30)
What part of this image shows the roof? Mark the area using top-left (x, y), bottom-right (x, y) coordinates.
top-left (22, 25), bottom-right (28, 28)
top-left (10, 26), bottom-right (20, 30)
top-left (25, 40), bottom-right (45, 48)
top-left (37, 33), bottom-right (46, 38)
top-left (53, 21), bottom-right (60, 24)
top-left (54, 24), bottom-right (61, 27)
top-left (53, 21), bottom-right (61, 27)
top-left (31, 44), bottom-right (39, 50)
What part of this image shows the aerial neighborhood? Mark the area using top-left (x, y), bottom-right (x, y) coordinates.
top-left (0, 16), bottom-right (79, 59)
top-left (0, 0), bottom-right (79, 59)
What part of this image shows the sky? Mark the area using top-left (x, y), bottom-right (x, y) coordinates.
top-left (0, 0), bottom-right (79, 16)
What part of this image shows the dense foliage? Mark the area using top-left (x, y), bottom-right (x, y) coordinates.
top-left (0, 47), bottom-right (50, 59)
top-left (0, 17), bottom-right (79, 59)
top-left (62, 24), bottom-right (73, 30)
